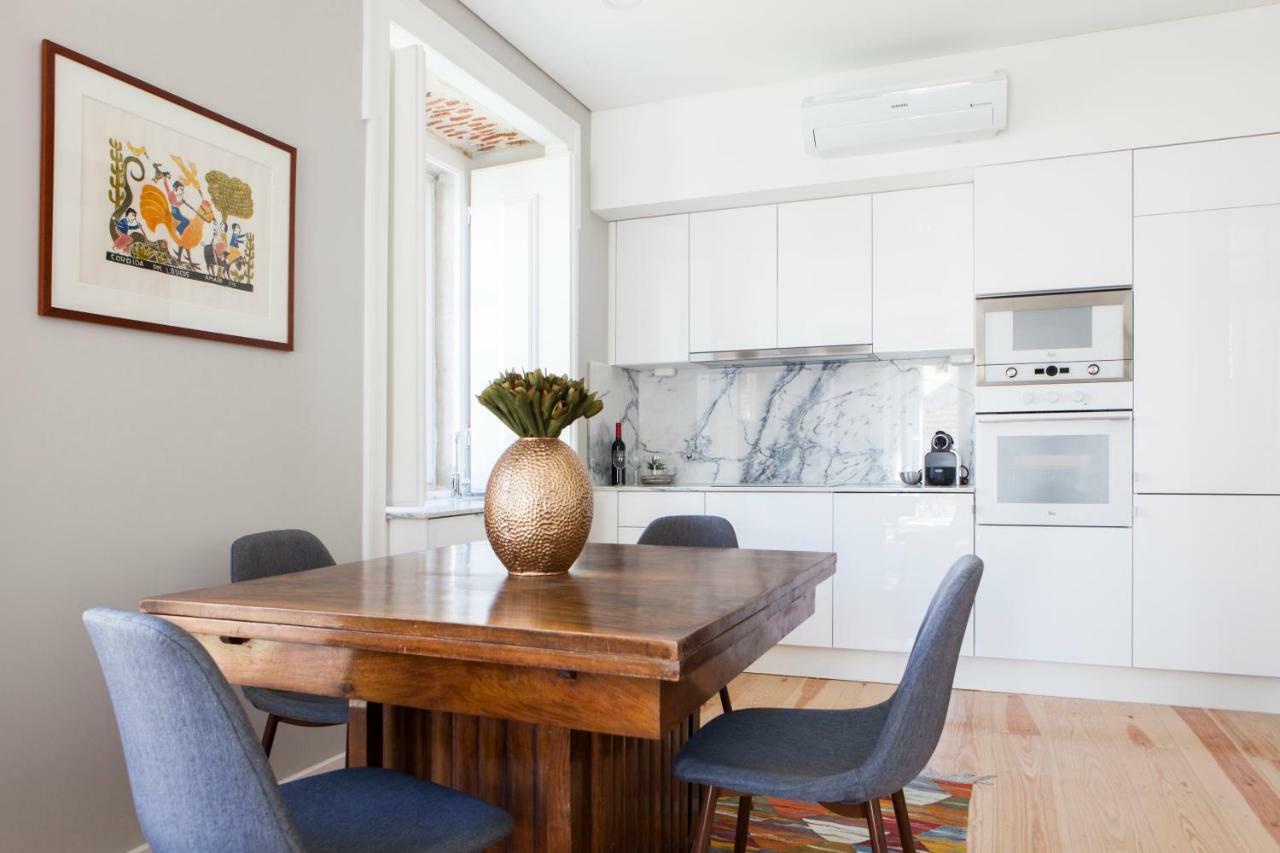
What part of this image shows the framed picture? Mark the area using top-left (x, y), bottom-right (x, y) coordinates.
top-left (39, 40), bottom-right (296, 349)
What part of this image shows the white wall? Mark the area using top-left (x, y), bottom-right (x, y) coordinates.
top-left (0, 1), bottom-right (365, 850)
top-left (592, 4), bottom-right (1280, 218)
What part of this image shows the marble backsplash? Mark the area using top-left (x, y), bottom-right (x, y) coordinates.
top-left (588, 358), bottom-right (974, 486)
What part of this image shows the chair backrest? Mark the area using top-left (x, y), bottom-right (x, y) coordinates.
top-left (637, 515), bottom-right (739, 548)
top-left (847, 555), bottom-right (983, 798)
top-left (231, 529), bottom-right (335, 583)
top-left (83, 608), bottom-right (304, 853)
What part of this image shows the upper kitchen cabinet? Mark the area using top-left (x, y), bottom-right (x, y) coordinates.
top-left (689, 205), bottom-right (778, 354)
top-left (1134, 204), bottom-right (1280, 494)
top-left (612, 214), bottom-right (689, 366)
top-left (1135, 133), bottom-right (1280, 215)
top-left (872, 184), bottom-right (975, 356)
top-left (777, 196), bottom-right (872, 349)
top-left (975, 151), bottom-right (1132, 296)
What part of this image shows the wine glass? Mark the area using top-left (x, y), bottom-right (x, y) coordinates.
top-left (627, 448), bottom-right (642, 485)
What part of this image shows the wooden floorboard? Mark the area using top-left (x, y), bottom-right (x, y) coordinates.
top-left (705, 673), bottom-right (1280, 851)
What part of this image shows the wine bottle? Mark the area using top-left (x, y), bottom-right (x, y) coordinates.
top-left (611, 422), bottom-right (626, 486)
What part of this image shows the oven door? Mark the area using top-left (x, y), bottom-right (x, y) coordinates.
top-left (978, 290), bottom-right (1132, 366)
top-left (976, 411), bottom-right (1132, 527)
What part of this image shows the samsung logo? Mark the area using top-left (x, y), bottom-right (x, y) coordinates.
top-left (891, 102), bottom-right (909, 108)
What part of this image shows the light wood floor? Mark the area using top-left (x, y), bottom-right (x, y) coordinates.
top-left (704, 674), bottom-right (1280, 851)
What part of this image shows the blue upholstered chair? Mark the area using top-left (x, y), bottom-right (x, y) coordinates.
top-left (637, 514), bottom-right (740, 714)
top-left (230, 530), bottom-right (350, 755)
top-left (84, 608), bottom-right (513, 853)
top-left (675, 555), bottom-right (984, 853)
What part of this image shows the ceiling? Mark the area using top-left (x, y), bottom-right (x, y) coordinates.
top-left (460, 0), bottom-right (1279, 110)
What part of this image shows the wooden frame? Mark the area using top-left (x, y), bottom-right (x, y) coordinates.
top-left (39, 40), bottom-right (297, 350)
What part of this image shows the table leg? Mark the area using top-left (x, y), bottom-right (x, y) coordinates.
top-left (346, 699), bottom-right (383, 768)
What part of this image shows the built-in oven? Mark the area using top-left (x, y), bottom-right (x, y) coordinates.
top-left (975, 379), bottom-right (1132, 527)
top-left (975, 289), bottom-right (1132, 385)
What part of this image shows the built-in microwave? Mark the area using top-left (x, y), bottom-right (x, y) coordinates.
top-left (975, 289), bottom-right (1132, 385)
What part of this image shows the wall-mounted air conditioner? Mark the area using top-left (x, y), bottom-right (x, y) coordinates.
top-left (802, 73), bottom-right (1007, 157)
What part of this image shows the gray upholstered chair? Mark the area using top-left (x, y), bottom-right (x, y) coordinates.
top-left (637, 514), bottom-right (740, 714)
top-left (230, 530), bottom-right (350, 755)
top-left (84, 608), bottom-right (512, 853)
top-left (675, 555), bottom-right (983, 853)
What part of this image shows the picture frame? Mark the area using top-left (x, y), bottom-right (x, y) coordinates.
top-left (38, 40), bottom-right (296, 350)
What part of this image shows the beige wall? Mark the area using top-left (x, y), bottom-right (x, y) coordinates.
top-left (0, 1), bottom-right (366, 849)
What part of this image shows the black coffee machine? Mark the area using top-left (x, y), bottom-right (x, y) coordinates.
top-left (924, 431), bottom-right (969, 487)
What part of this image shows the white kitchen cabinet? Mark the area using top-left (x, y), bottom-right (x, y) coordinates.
top-left (705, 491), bottom-right (834, 648)
top-left (617, 490), bottom-right (705, 529)
top-left (777, 196), bottom-right (871, 349)
top-left (975, 151), bottom-right (1132, 295)
top-left (613, 215), bottom-right (689, 365)
top-left (974, 525), bottom-right (1131, 667)
top-left (832, 493), bottom-right (974, 655)
top-left (387, 513), bottom-right (486, 554)
top-left (1135, 133), bottom-right (1280, 215)
top-left (1134, 205), bottom-right (1280, 494)
top-left (1134, 495), bottom-right (1280, 678)
top-left (872, 185), bottom-right (975, 356)
top-left (617, 526), bottom-right (646, 544)
top-left (689, 205), bottom-right (778, 353)
top-left (589, 490), bottom-right (618, 543)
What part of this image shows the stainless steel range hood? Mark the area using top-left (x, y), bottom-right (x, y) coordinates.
top-left (688, 343), bottom-right (876, 366)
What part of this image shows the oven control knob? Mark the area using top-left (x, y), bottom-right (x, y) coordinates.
top-left (1005, 366), bottom-right (1018, 378)
top-left (1073, 392), bottom-right (1086, 403)
top-left (1087, 363), bottom-right (1100, 376)
top-left (1020, 392), bottom-right (1034, 404)
top-left (1046, 392), bottom-right (1060, 403)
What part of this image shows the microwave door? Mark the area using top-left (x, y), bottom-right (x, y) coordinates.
top-left (982, 301), bottom-right (1128, 365)
top-left (976, 411), bottom-right (1133, 527)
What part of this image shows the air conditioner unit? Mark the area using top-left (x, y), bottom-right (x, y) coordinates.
top-left (802, 73), bottom-right (1007, 157)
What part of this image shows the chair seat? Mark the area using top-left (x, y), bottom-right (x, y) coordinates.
top-left (243, 687), bottom-right (351, 726)
top-left (673, 704), bottom-right (892, 803)
top-left (281, 767), bottom-right (513, 853)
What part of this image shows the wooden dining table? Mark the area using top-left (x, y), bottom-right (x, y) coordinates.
top-left (141, 541), bottom-right (835, 852)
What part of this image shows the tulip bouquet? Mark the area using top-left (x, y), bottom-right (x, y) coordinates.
top-left (476, 369), bottom-right (604, 438)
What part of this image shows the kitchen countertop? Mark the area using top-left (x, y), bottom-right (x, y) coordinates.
top-left (594, 483), bottom-right (975, 494)
top-left (386, 496), bottom-right (485, 520)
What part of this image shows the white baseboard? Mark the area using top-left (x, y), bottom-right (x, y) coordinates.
top-left (122, 751), bottom-right (345, 853)
top-left (750, 646), bottom-right (1280, 714)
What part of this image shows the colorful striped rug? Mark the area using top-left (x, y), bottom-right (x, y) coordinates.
top-left (709, 773), bottom-right (976, 852)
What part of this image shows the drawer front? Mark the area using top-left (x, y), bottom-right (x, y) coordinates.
top-left (589, 491), bottom-right (619, 543)
top-left (617, 527), bottom-right (646, 545)
top-left (428, 513), bottom-right (485, 548)
top-left (617, 492), bottom-right (705, 528)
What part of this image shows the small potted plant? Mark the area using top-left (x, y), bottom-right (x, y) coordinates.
top-left (476, 369), bottom-right (604, 576)
top-left (641, 454), bottom-right (675, 487)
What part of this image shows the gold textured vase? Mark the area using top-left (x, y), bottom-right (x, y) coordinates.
top-left (483, 437), bottom-right (594, 576)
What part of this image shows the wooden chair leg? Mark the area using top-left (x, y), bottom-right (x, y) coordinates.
top-left (733, 794), bottom-right (752, 853)
top-left (691, 785), bottom-right (720, 853)
top-left (261, 713), bottom-right (280, 757)
top-left (891, 789), bottom-right (917, 853)
top-left (718, 686), bottom-right (733, 714)
top-left (862, 799), bottom-right (888, 853)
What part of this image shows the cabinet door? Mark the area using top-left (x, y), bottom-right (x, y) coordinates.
top-left (705, 492), bottom-right (834, 648)
top-left (833, 493), bottom-right (974, 655)
top-left (589, 490), bottom-right (618, 543)
top-left (777, 196), bottom-right (871, 348)
top-left (689, 205), bottom-right (777, 353)
top-left (873, 185), bottom-right (974, 356)
top-left (427, 513), bottom-right (485, 547)
top-left (617, 491), bottom-right (705, 529)
top-left (975, 151), bottom-right (1132, 295)
top-left (1135, 133), bottom-right (1280, 215)
top-left (1134, 495), bottom-right (1280, 678)
top-left (974, 525), bottom-right (1131, 667)
top-left (1134, 206), bottom-right (1280, 494)
top-left (614, 214), bottom-right (689, 365)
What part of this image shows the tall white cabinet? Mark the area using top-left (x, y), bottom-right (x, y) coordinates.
top-left (777, 196), bottom-right (872, 349)
top-left (975, 151), bottom-right (1132, 295)
top-left (612, 214), bottom-right (689, 365)
top-left (689, 205), bottom-right (777, 353)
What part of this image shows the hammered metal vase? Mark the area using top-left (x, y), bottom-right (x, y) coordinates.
top-left (483, 437), bottom-right (593, 576)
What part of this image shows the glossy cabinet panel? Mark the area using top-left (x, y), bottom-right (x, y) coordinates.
top-left (833, 493), bottom-right (974, 655)
top-left (975, 151), bottom-right (1132, 295)
top-left (1135, 133), bottom-right (1280, 215)
top-left (1134, 495), bottom-right (1280, 678)
top-left (616, 490), bottom-right (705, 529)
top-left (1134, 205), bottom-right (1280, 494)
top-left (614, 215), bottom-right (689, 365)
top-left (974, 525), bottom-right (1131, 667)
top-left (689, 205), bottom-right (778, 353)
top-left (872, 184), bottom-right (975, 356)
top-left (777, 196), bottom-right (871, 348)
top-left (705, 491), bottom-right (834, 648)
top-left (589, 490), bottom-right (618, 543)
